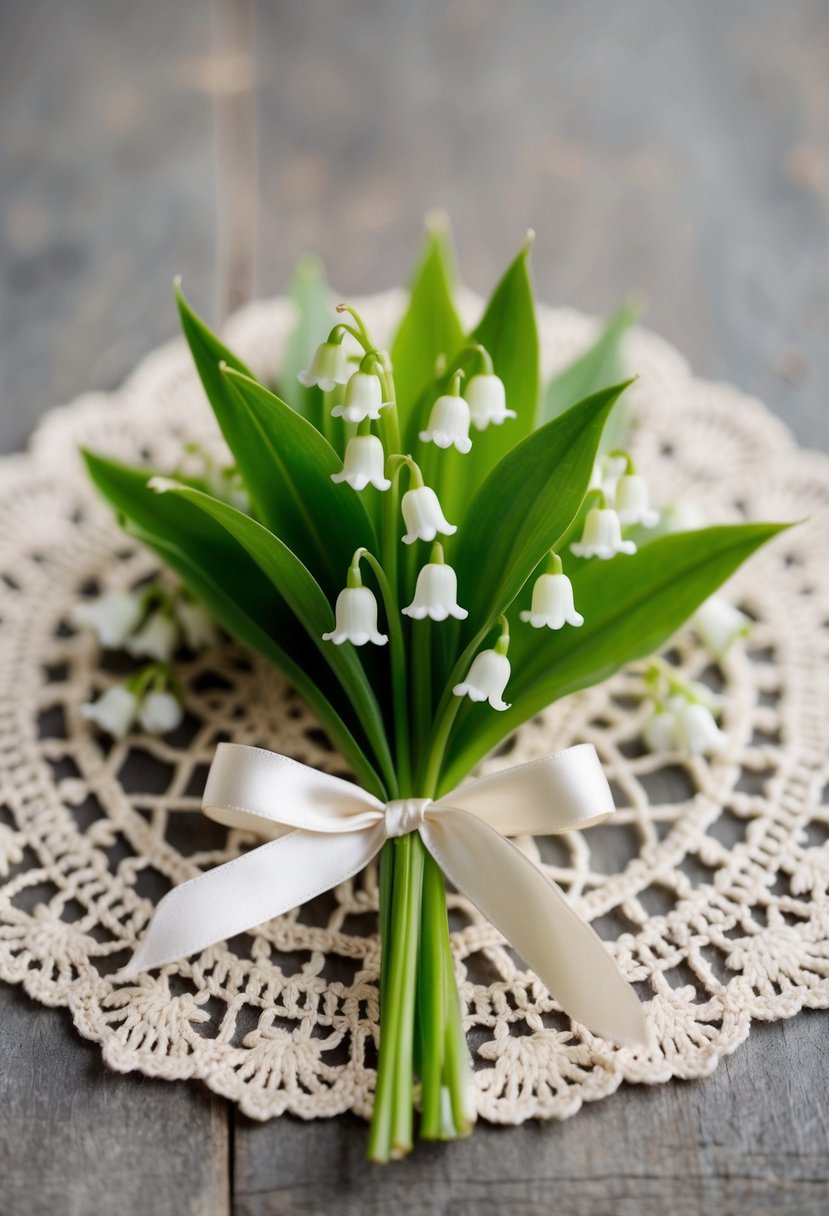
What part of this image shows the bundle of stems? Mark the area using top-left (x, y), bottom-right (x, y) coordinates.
top-left (83, 227), bottom-right (781, 1161)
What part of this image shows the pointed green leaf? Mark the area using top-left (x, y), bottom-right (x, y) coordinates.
top-left (391, 220), bottom-right (465, 428)
top-left (538, 300), bottom-right (637, 427)
top-left (176, 284), bottom-right (285, 521)
top-left (442, 522), bottom-right (787, 789)
top-left (454, 381), bottom-right (632, 636)
top-left (430, 239), bottom-right (540, 523)
top-left (150, 480), bottom-right (396, 793)
top-left (220, 368), bottom-right (377, 595)
top-left (82, 450), bottom-right (387, 796)
top-left (137, 522), bottom-right (384, 797)
top-left (277, 256), bottom-right (334, 422)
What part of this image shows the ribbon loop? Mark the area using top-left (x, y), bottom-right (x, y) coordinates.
top-left (384, 798), bottom-right (432, 839)
top-left (119, 742), bottom-right (650, 1048)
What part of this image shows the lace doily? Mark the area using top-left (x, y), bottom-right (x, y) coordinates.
top-left (1, 292), bottom-right (827, 1124)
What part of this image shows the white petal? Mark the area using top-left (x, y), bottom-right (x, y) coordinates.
top-left (126, 612), bottom-right (179, 662)
top-left (81, 686), bottom-right (138, 738)
top-left (138, 691), bottom-right (184, 734)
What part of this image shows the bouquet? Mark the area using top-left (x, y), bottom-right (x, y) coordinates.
top-left (79, 225), bottom-right (782, 1161)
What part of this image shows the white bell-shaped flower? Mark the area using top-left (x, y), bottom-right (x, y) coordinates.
top-left (331, 435), bottom-right (391, 491)
top-left (175, 599), bottom-right (221, 651)
top-left (401, 486), bottom-right (456, 545)
top-left (691, 595), bottom-right (750, 659)
top-left (138, 690), bottom-right (184, 734)
top-left (465, 373), bottom-right (515, 431)
top-left (125, 611), bottom-right (179, 662)
top-left (674, 701), bottom-right (727, 756)
top-left (81, 685), bottom-right (138, 739)
top-left (520, 572), bottom-right (583, 630)
top-left (570, 508), bottom-right (636, 560)
top-left (70, 590), bottom-right (144, 648)
top-left (663, 500), bottom-right (706, 533)
top-left (323, 585), bottom-right (387, 647)
top-left (419, 393), bottom-right (472, 453)
top-left (298, 340), bottom-right (350, 392)
top-left (616, 474), bottom-right (659, 527)
top-left (402, 559), bottom-right (467, 621)
top-left (332, 372), bottom-right (389, 423)
top-left (598, 455), bottom-right (628, 505)
top-left (453, 649), bottom-right (511, 711)
top-left (642, 704), bottom-right (679, 753)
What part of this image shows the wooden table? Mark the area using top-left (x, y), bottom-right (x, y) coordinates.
top-left (2, 3), bottom-right (827, 1213)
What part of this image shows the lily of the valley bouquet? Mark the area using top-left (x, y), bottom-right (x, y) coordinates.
top-left (79, 227), bottom-right (781, 1161)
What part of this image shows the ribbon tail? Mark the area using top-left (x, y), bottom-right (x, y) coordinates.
top-left (117, 824), bottom-right (385, 979)
top-left (421, 810), bottom-right (650, 1048)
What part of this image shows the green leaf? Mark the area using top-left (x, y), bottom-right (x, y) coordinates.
top-left (442, 522), bottom-right (786, 789)
top-left (220, 369), bottom-right (377, 596)
top-left (82, 451), bottom-right (387, 795)
top-left (538, 299), bottom-right (638, 427)
top-left (150, 480), bottom-right (396, 793)
top-left (390, 219), bottom-right (465, 429)
top-left (430, 238), bottom-right (540, 524)
top-left (176, 284), bottom-right (284, 524)
top-left (141, 528), bottom-right (385, 797)
top-left (454, 381), bottom-right (632, 637)
top-left (277, 256), bottom-right (334, 423)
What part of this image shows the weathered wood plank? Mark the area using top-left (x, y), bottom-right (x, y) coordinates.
top-left (0, 2), bottom-right (232, 1213)
top-left (252, 0), bottom-right (829, 453)
top-left (0, 984), bottom-right (228, 1216)
top-left (0, 0), bottom-right (218, 455)
top-left (233, 1013), bottom-right (829, 1216)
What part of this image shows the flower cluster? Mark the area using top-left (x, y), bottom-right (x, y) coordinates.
top-left (570, 450), bottom-right (659, 560)
top-left (71, 586), bottom-right (219, 737)
top-left (641, 659), bottom-right (727, 758)
top-left (81, 671), bottom-right (184, 739)
top-left (304, 318), bottom-right (655, 714)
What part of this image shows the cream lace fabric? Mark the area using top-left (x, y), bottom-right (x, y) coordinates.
top-left (1, 292), bottom-right (827, 1124)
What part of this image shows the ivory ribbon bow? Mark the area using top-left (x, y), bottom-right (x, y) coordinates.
top-left (120, 742), bottom-right (649, 1047)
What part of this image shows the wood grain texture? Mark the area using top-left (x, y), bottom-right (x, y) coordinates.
top-left (1, 0), bottom-right (828, 1212)
top-left (233, 1013), bottom-right (829, 1216)
top-left (0, 984), bottom-right (228, 1216)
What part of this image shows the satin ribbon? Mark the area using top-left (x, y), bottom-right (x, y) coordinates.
top-left (119, 742), bottom-right (649, 1047)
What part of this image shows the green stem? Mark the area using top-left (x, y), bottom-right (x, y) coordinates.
top-left (442, 931), bottom-right (474, 1137)
top-left (368, 834), bottom-right (423, 1162)
top-left (358, 550), bottom-right (412, 803)
top-left (420, 678), bottom-right (464, 796)
top-left (378, 840), bottom-right (395, 1011)
top-left (418, 852), bottom-right (449, 1138)
top-left (391, 836), bottom-right (425, 1155)
top-left (412, 619), bottom-right (432, 779)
